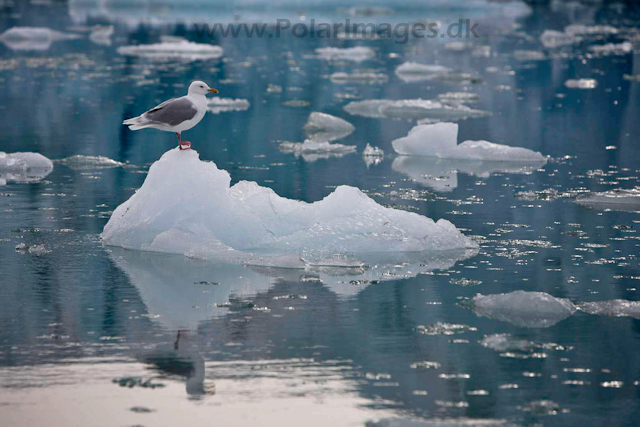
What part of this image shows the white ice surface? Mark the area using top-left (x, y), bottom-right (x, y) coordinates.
top-left (102, 148), bottom-right (477, 267)
top-left (303, 112), bottom-right (355, 142)
top-left (472, 291), bottom-right (577, 328)
top-left (315, 47), bottom-right (375, 62)
top-left (362, 144), bottom-right (384, 167)
top-left (575, 188), bottom-right (640, 211)
top-left (579, 300), bottom-right (640, 319)
top-left (117, 40), bottom-right (224, 61)
top-left (0, 26), bottom-right (81, 51)
top-left (0, 152), bottom-right (54, 184)
top-left (344, 99), bottom-right (490, 122)
top-left (207, 97), bottom-right (250, 114)
top-left (392, 123), bottom-right (546, 162)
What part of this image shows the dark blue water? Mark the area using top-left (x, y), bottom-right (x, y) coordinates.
top-left (1, 1), bottom-right (640, 425)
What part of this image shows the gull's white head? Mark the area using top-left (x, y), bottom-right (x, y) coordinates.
top-left (188, 81), bottom-right (219, 96)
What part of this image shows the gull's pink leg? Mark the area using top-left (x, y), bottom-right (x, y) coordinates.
top-left (177, 132), bottom-right (191, 151)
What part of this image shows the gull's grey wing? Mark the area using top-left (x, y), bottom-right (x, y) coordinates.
top-left (143, 97), bottom-right (198, 127)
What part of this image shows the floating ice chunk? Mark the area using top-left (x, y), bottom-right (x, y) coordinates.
top-left (392, 156), bottom-right (546, 193)
top-left (102, 148), bottom-right (477, 265)
top-left (589, 41), bottom-right (633, 55)
top-left (564, 24), bottom-right (618, 35)
top-left (392, 123), bottom-right (546, 162)
top-left (540, 30), bottom-right (580, 49)
top-left (0, 152), bottom-right (53, 184)
top-left (117, 40), bottom-right (224, 61)
top-left (579, 300), bottom-right (640, 319)
top-left (88, 25), bottom-right (114, 46)
top-left (395, 62), bottom-right (453, 82)
top-left (437, 92), bottom-right (479, 103)
top-left (347, 6), bottom-right (393, 16)
top-left (445, 41), bottom-right (473, 52)
top-left (480, 334), bottom-right (536, 352)
top-left (303, 112), bottom-right (355, 142)
top-left (472, 291), bottom-right (577, 328)
top-left (207, 97), bottom-right (250, 114)
top-left (363, 144), bottom-right (384, 167)
top-left (564, 78), bottom-right (597, 89)
top-left (0, 26), bottom-right (81, 51)
top-left (279, 139), bottom-right (356, 162)
top-left (28, 244), bottom-right (51, 255)
top-left (514, 50), bottom-right (547, 61)
top-left (575, 188), bottom-right (640, 211)
top-left (330, 72), bottom-right (388, 84)
top-left (367, 417), bottom-right (509, 427)
top-left (344, 99), bottom-right (490, 122)
top-left (56, 155), bottom-right (124, 169)
top-left (315, 46), bottom-right (375, 62)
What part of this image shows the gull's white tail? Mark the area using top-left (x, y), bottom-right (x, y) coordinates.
top-left (123, 116), bottom-right (153, 131)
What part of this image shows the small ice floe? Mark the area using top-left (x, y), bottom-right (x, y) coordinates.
top-left (472, 291), bottom-right (577, 328)
top-left (0, 152), bottom-right (53, 185)
top-left (589, 41), bottom-right (633, 55)
top-left (303, 112), bottom-right (355, 142)
top-left (101, 148), bottom-right (477, 266)
top-left (55, 155), bottom-right (124, 169)
top-left (579, 300), bottom-right (640, 319)
top-left (395, 62), bottom-right (481, 84)
top-left (117, 38), bottom-right (224, 61)
top-left (575, 188), bottom-right (640, 211)
top-left (346, 6), bottom-right (393, 17)
top-left (392, 122), bottom-right (546, 162)
top-left (366, 417), bottom-right (509, 427)
top-left (343, 99), bottom-right (490, 122)
top-left (15, 243), bottom-right (51, 255)
top-left (445, 41), bottom-right (473, 52)
top-left (514, 50), bottom-right (547, 61)
top-left (0, 26), bottom-right (81, 51)
top-left (540, 30), bottom-right (580, 49)
top-left (315, 46), bottom-right (375, 62)
top-left (480, 334), bottom-right (536, 352)
top-left (564, 78), bottom-right (597, 89)
top-left (89, 25), bottom-right (114, 46)
top-left (362, 144), bottom-right (384, 167)
top-left (564, 24), bottom-right (618, 35)
top-left (207, 97), bottom-right (250, 114)
top-left (329, 72), bottom-right (388, 84)
top-left (437, 92), bottom-right (479, 103)
top-left (279, 140), bottom-right (356, 162)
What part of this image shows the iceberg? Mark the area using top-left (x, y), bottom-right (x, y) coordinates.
top-left (579, 300), bottom-right (640, 319)
top-left (472, 291), bottom-right (577, 328)
top-left (540, 30), bottom-right (580, 49)
top-left (207, 97), bottom-right (250, 114)
top-left (564, 79), bottom-right (597, 89)
top-left (117, 39), bottom-right (224, 61)
top-left (102, 148), bottom-right (477, 267)
top-left (392, 123), bottom-right (546, 162)
top-left (329, 72), bottom-right (388, 84)
top-left (0, 152), bottom-right (53, 185)
top-left (362, 144), bottom-right (384, 167)
top-left (55, 155), bottom-right (124, 169)
top-left (575, 188), bottom-right (640, 211)
top-left (0, 26), bottom-right (81, 51)
top-left (315, 46), bottom-right (375, 62)
top-left (343, 99), bottom-right (490, 122)
top-left (303, 112), bottom-right (355, 142)
top-left (279, 140), bottom-right (357, 162)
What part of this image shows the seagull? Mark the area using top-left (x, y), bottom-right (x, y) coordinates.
top-left (123, 81), bottom-right (219, 150)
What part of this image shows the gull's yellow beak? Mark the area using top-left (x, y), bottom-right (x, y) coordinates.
top-left (208, 88), bottom-right (219, 94)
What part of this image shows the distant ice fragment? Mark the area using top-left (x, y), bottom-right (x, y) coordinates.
top-left (437, 92), bottom-right (479, 103)
top-left (540, 30), bottom-right (580, 49)
top-left (279, 139), bottom-right (356, 162)
top-left (472, 291), bottom-right (577, 328)
top-left (0, 152), bottom-right (53, 184)
top-left (589, 41), bottom-right (633, 55)
top-left (392, 123), bottom-right (546, 162)
top-left (395, 62), bottom-right (453, 82)
top-left (363, 144), bottom-right (384, 167)
top-left (315, 46), bottom-right (375, 62)
top-left (479, 334), bottom-right (536, 352)
top-left (207, 97), bottom-right (250, 114)
top-left (579, 300), bottom-right (640, 319)
top-left (330, 72), bottom-right (388, 84)
top-left (56, 155), bottom-right (124, 169)
top-left (0, 26), bottom-right (80, 51)
top-left (564, 24), bottom-right (618, 35)
top-left (347, 6), bottom-right (393, 16)
top-left (344, 99), bottom-right (490, 122)
top-left (89, 25), bottom-right (113, 46)
top-left (102, 148), bottom-right (477, 265)
top-left (575, 188), bottom-right (640, 211)
top-left (564, 79), bottom-right (597, 89)
top-left (514, 50), bottom-right (547, 61)
top-left (303, 112), bottom-right (355, 142)
top-left (117, 40), bottom-right (223, 61)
